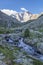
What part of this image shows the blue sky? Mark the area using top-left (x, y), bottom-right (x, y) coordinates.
top-left (0, 0), bottom-right (43, 14)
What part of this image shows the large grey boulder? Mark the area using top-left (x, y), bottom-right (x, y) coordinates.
top-left (24, 38), bottom-right (38, 45)
top-left (37, 42), bottom-right (43, 54)
top-left (0, 61), bottom-right (7, 65)
top-left (0, 53), bottom-right (5, 60)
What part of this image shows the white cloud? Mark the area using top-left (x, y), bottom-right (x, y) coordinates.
top-left (21, 8), bottom-right (28, 12)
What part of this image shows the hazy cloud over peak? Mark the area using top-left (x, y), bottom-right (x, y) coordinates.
top-left (21, 8), bottom-right (28, 12)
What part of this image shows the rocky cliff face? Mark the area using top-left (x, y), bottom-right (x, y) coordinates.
top-left (1, 9), bottom-right (40, 22)
top-left (0, 11), bottom-right (22, 28)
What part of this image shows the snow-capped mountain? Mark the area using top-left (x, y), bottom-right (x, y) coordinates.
top-left (1, 9), bottom-right (40, 22)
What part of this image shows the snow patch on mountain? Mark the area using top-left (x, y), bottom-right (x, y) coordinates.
top-left (1, 9), bottom-right (17, 15)
top-left (1, 9), bottom-right (41, 22)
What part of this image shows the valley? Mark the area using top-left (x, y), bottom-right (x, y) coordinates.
top-left (0, 10), bottom-right (43, 65)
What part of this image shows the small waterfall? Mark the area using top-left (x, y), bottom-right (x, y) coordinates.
top-left (19, 38), bottom-right (35, 54)
top-left (18, 38), bottom-right (43, 61)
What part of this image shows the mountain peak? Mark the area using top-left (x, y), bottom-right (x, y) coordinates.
top-left (1, 9), bottom-right (18, 15)
top-left (0, 9), bottom-right (42, 22)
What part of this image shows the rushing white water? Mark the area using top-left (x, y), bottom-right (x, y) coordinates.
top-left (2, 34), bottom-right (43, 61)
top-left (19, 38), bottom-right (43, 61)
top-left (19, 38), bottom-right (34, 55)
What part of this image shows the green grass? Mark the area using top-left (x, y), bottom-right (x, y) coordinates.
top-left (39, 29), bottom-right (43, 32)
top-left (0, 28), bottom-right (14, 34)
top-left (0, 46), bottom-right (14, 60)
top-left (26, 54), bottom-right (43, 65)
top-left (0, 46), bottom-right (43, 65)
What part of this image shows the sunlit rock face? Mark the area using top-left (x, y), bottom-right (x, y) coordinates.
top-left (1, 9), bottom-right (40, 22)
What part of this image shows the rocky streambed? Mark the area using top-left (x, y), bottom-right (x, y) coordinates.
top-left (18, 38), bottom-right (43, 61)
top-left (0, 34), bottom-right (43, 65)
top-left (2, 34), bottom-right (43, 61)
